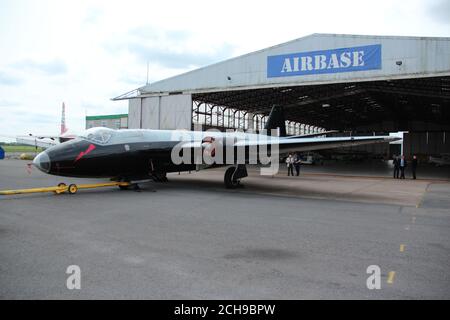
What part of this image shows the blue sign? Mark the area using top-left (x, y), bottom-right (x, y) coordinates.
top-left (267, 44), bottom-right (381, 78)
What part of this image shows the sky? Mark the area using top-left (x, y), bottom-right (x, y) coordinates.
top-left (0, 0), bottom-right (449, 140)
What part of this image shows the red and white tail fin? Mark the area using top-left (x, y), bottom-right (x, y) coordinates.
top-left (60, 102), bottom-right (68, 135)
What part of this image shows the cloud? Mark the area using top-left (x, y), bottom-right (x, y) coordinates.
top-left (0, 99), bottom-right (20, 107)
top-left (12, 59), bottom-right (68, 75)
top-left (16, 112), bottom-right (56, 125)
top-left (105, 26), bottom-right (236, 69)
top-left (130, 26), bottom-right (190, 43)
top-left (0, 71), bottom-right (23, 86)
top-left (84, 7), bottom-right (103, 24)
top-left (126, 42), bottom-right (235, 69)
top-left (427, 0), bottom-right (450, 24)
top-left (119, 75), bottom-right (146, 86)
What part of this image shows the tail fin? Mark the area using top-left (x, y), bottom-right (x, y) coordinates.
top-left (264, 105), bottom-right (286, 137)
top-left (60, 102), bottom-right (68, 135)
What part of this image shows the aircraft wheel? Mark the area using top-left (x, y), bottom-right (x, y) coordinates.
top-left (68, 184), bottom-right (78, 194)
top-left (224, 167), bottom-right (239, 189)
top-left (119, 185), bottom-right (130, 190)
top-left (131, 183), bottom-right (141, 192)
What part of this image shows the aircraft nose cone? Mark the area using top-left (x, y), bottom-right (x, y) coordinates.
top-left (33, 151), bottom-right (50, 173)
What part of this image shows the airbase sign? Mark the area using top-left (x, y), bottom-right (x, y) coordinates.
top-left (267, 44), bottom-right (381, 78)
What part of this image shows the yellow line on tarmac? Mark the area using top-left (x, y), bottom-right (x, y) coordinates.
top-left (416, 182), bottom-right (431, 208)
top-left (387, 271), bottom-right (396, 284)
top-left (400, 244), bottom-right (405, 252)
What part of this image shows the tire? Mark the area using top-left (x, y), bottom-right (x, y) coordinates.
top-left (68, 184), bottom-right (78, 194)
top-left (224, 167), bottom-right (239, 189)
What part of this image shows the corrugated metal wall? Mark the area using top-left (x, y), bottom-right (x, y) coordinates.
top-left (128, 94), bottom-right (192, 130)
top-left (403, 132), bottom-right (450, 157)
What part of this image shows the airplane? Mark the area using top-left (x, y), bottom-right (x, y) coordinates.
top-left (16, 102), bottom-right (77, 148)
top-left (32, 106), bottom-right (399, 189)
top-left (429, 154), bottom-right (450, 166)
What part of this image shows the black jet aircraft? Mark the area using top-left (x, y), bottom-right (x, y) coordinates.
top-left (33, 106), bottom-right (398, 189)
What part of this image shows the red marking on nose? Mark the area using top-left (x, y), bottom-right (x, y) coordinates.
top-left (75, 144), bottom-right (96, 162)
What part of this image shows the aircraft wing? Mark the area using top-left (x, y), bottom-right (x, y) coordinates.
top-left (16, 136), bottom-right (58, 149)
top-left (178, 135), bottom-right (399, 154)
top-left (285, 130), bottom-right (339, 139)
top-left (235, 135), bottom-right (399, 153)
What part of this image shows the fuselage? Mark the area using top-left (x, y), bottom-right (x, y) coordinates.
top-left (32, 127), bottom-right (275, 179)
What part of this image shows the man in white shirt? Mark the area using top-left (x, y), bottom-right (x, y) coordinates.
top-left (286, 153), bottom-right (294, 176)
top-left (400, 155), bottom-right (407, 179)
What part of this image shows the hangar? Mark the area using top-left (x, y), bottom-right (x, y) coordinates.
top-left (114, 33), bottom-right (450, 158)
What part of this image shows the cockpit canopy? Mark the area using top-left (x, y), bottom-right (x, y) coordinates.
top-left (79, 127), bottom-right (114, 144)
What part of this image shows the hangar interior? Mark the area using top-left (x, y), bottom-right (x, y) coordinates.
top-left (114, 34), bottom-right (450, 159)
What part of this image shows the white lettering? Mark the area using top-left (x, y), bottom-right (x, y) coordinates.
top-left (293, 57), bottom-right (300, 72)
top-left (353, 50), bottom-right (365, 66)
top-left (281, 58), bottom-right (292, 72)
top-left (314, 55), bottom-right (327, 70)
top-left (174, 305), bottom-right (208, 318)
top-left (66, 265), bottom-right (81, 290)
top-left (327, 53), bottom-right (340, 69)
top-left (366, 265), bottom-right (381, 290)
top-left (301, 56), bottom-right (313, 71)
top-left (340, 52), bottom-right (352, 67)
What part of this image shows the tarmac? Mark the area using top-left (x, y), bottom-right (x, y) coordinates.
top-left (0, 159), bottom-right (449, 299)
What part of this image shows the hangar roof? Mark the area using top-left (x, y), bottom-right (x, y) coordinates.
top-left (138, 33), bottom-right (450, 95)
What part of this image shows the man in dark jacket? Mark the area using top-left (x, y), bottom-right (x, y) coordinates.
top-left (411, 155), bottom-right (418, 179)
top-left (400, 155), bottom-right (407, 179)
top-left (294, 152), bottom-right (301, 176)
top-left (393, 155), bottom-right (400, 179)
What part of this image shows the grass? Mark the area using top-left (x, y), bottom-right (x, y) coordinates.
top-left (1, 145), bottom-right (44, 153)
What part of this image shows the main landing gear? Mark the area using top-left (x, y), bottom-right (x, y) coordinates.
top-left (224, 165), bottom-right (248, 189)
top-left (151, 172), bottom-right (168, 182)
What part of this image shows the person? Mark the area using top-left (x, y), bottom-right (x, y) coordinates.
top-left (411, 155), bottom-right (418, 179)
top-left (393, 155), bottom-right (400, 179)
top-left (294, 152), bottom-right (301, 176)
top-left (399, 155), bottom-right (407, 179)
top-left (286, 153), bottom-right (294, 176)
